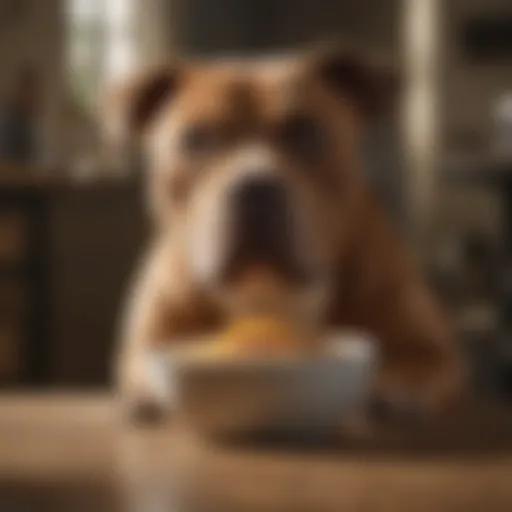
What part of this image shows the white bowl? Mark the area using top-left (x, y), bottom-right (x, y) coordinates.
top-left (166, 332), bottom-right (377, 438)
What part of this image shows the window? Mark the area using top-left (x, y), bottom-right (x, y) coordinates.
top-left (66, 0), bottom-right (136, 109)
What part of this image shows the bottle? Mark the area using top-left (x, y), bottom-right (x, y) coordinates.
top-left (493, 92), bottom-right (512, 157)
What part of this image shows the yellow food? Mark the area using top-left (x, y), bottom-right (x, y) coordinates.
top-left (216, 315), bottom-right (308, 356)
top-left (175, 316), bottom-right (313, 362)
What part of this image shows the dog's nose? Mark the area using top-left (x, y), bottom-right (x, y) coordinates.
top-left (231, 176), bottom-right (292, 251)
top-left (226, 176), bottom-right (305, 282)
top-left (232, 177), bottom-right (288, 223)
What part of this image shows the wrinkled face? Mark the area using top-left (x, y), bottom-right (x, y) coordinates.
top-left (107, 49), bottom-right (393, 311)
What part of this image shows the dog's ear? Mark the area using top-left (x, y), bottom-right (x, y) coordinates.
top-left (310, 44), bottom-right (399, 120)
top-left (102, 65), bottom-right (181, 143)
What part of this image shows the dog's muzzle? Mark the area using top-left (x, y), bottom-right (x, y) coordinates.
top-left (223, 175), bottom-right (307, 283)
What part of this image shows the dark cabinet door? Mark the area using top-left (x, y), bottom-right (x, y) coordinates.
top-left (0, 193), bottom-right (50, 387)
top-left (49, 185), bottom-right (145, 387)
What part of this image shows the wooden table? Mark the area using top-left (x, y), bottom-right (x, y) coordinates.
top-left (1, 394), bottom-right (512, 512)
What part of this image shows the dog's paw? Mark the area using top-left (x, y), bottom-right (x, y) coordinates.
top-left (122, 394), bottom-right (169, 425)
top-left (117, 351), bottom-right (176, 426)
top-left (369, 354), bottom-right (464, 426)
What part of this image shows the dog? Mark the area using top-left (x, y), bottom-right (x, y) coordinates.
top-left (105, 45), bottom-right (464, 423)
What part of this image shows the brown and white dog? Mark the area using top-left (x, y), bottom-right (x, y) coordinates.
top-left (106, 46), bottom-right (463, 422)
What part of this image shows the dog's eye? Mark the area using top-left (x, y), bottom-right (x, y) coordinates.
top-left (279, 115), bottom-right (326, 157)
top-left (182, 124), bottom-right (221, 156)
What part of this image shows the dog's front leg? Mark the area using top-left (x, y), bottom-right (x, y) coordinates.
top-left (114, 253), bottom-right (218, 424)
top-left (366, 283), bottom-right (465, 423)
top-left (335, 201), bottom-right (465, 423)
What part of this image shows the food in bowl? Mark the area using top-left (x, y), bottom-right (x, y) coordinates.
top-left (215, 315), bottom-right (315, 356)
top-left (176, 314), bottom-right (317, 360)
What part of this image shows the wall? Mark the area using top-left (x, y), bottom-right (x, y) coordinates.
top-left (174, 0), bottom-right (399, 55)
top-left (0, 0), bottom-right (62, 96)
top-left (433, 0), bottom-right (512, 237)
top-left (134, 0), bottom-right (174, 64)
top-left (0, 0), bottom-right (64, 162)
top-left (441, 0), bottom-right (512, 153)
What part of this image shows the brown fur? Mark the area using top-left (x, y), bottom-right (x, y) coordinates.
top-left (108, 47), bottom-right (463, 417)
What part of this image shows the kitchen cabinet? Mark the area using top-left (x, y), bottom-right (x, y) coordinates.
top-left (0, 174), bottom-right (145, 388)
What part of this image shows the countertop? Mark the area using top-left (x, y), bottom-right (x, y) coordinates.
top-left (1, 394), bottom-right (512, 511)
top-left (0, 165), bottom-right (140, 193)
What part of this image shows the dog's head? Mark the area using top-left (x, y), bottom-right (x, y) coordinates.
top-left (105, 46), bottom-right (396, 312)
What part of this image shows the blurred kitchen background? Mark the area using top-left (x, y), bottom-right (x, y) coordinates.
top-left (0, 0), bottom-right (511, 399)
